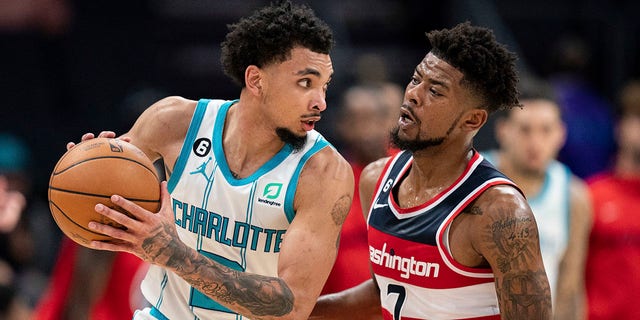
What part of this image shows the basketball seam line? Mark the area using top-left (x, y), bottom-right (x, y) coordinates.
top-left (48, 186), bottom-right (160, 203)
top-left (49, 200), bottom-right (114, 236)
top-left (53, 155), bottom-right (159, 178)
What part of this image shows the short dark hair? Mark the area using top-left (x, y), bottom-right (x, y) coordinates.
top-left (221, 1), bottom-right (334, 87)
top-left (426, 22), bottom-right (520, 113)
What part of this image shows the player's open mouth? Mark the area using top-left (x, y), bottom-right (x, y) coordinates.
top-left (399, 107), bottom-right (415, 126)
top-left (301, 118), bottom-right (319, 131)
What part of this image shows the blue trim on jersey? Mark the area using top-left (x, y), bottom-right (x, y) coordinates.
top-left (561, 164), bottom-right (572, 236)
top-left (529, 169), bottom-right (551, 205)
top-left (150, 306), bottom-right (170, 320)
top-left (212, 101), bottom-right (295, 186)
top-left (283, 135), bottom-right (330, 223)
top-left (168, 99), bottom-right (210, 193)
top-left (155, 271), bottom-right (168, 309)
top-left (241, 182), bottom-right (258, 270)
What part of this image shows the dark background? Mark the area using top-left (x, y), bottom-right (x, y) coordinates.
top-left (1, 0), bottom-right (639, 198)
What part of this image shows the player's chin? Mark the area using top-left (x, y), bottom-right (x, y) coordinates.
top-left (524, 163), bottom-right (546, 175)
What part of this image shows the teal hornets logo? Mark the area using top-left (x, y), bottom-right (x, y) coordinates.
top-left (258, 182), bottom-right (284, 207)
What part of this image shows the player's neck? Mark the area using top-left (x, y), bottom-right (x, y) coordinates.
top-left (222, 102), bottom-right (286, 178)
top-left (409, 147), bottom-right (473, 190)
top-left (497, 153), bottom-right (546, 197)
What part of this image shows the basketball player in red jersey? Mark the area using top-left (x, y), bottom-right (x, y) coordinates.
top-left (311, 22), bottom-right (552, 319)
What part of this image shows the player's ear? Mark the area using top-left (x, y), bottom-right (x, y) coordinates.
top-left (245, 65), bottom-right (263, 96)
top-left (464, 108), bottom-right (488, 131)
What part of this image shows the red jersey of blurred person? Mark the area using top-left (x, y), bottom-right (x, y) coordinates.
top-left (33, 237), bottom-right (148, 319)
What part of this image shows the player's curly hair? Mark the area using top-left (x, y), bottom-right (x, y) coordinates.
top-left (427, 22), bottom-right (521, 113)
top-left (221, 1), bottom-right (334, 87)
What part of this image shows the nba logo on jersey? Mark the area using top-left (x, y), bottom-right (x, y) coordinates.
top-left (256, 179), bottom-right (285, 208)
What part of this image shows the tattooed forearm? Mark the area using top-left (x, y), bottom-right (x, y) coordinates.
top-left (141, 225), bottom-right (178, 265)
top-left (330, 194), bottom-right (352, 226)
top-left (163, 244), bottom-right (294, 317)
top-left (496, 270), bottom-right (552, 319)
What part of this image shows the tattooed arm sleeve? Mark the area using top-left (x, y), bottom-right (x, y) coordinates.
top-left (472, 185), bottom-right (553, 320)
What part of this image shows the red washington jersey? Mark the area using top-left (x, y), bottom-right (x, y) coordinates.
top-left (368, 150), bottom-right (518, 320)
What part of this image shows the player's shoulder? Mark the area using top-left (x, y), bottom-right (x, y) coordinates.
top-left (360, 157), bottom-right (392, 186)
top-left (304, 144), bottom-right (353, 182)
top-left (148, 96), bottom-right (198, 119)
top-left (473, 184), bottom-right (531, 218)
top-left (136, 96), bottom-right (199, 133)
top-left (465, 184), bottom-right (538, 245)
top-left (568, 173), bottom-right (590, 197)
top-left (294, 143), bottom-right (354, 208)
top-left (127, 96), bottom-right (199, 153)
top-left (551, 160), bottom-right (591, 206)
top-left (363, 157), bottom-right (391, 177)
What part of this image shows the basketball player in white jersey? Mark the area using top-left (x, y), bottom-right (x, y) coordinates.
top-left (66, 2), bottom-right (354, 319)
top-left (483, 89), bottom-right (592, 320)
top-left (310, 22), bottom-right (552, 319)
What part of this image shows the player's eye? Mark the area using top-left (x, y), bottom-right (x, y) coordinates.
top-left (298, 79), bottom-right (311, 88)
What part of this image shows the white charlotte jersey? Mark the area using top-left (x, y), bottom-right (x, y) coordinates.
top-left (482, 151), bottom-right (571, 303)
top-left (140, 99), bottom-right (331, 319)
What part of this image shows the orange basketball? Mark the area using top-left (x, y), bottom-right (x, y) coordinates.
top-left (48, 138), bottom-right (160, 247)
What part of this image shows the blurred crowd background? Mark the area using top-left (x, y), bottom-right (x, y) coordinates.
top-left (3, 0), bottom-right (640, 191)
top-left (1, 0), bottom-right (639, 318)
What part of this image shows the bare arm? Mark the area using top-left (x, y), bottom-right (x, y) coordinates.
top-left (67, 96), bottom-right (196, 178)
top-left (310, 279), bottom-right (382, 319)
top-left (554, 177), bottom-right (592, 320)
top-left (470, 186), bottom-right (552, 319)
top-left (122, 96), bottom-right (197, 172)
top-left (87, 146), bottom-right (354, 319)
top-left (310, 158), bottom-right (388, 319)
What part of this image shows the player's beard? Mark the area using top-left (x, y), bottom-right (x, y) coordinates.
top-left (276, 127), bottom-right (306, 152)
top-left (390, 126), bottom-right (445, 152)
top-left (390, 112), bottom-right (461, 152)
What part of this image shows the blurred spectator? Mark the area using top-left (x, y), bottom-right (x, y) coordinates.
top-left (482, 87), bottom-right (591, 319)
top-left (585, 80), bottom-right (640, 319)
top-left (0, 134), bottom-right (34, 320)
top-left (0, 280), bottom-right (31, 320)
top-left (0, 133), bottom-right (56, 314)
top-left (321, 83), bottom-right (401, 297)
top-left (0, 176), bottom-right (25, 235)
top-left (0, 176), bottom-right (30, 320)
top-left (547, 35), bottom-right (616, 179)
top-left (0, 0), bottom-right (71, 35)
top-left (33, 238), bottom-right (149, 320)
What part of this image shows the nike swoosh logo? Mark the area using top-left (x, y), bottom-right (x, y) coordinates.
top-left (372, 202), bottom-right (388, 209)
